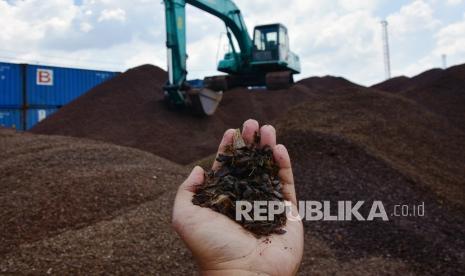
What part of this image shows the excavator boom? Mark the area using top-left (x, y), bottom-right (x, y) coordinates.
top-left (163, 0), bottom-right (300, 115)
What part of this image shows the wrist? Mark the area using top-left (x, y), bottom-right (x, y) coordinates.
top-left (201, 269), bottom-right (271, 276)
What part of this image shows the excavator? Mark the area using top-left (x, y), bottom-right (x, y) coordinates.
top-left (163, 0), bottom-right (301, 115)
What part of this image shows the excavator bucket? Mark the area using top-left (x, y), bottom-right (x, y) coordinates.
top-left (188, 88), bottom-right (223, 116)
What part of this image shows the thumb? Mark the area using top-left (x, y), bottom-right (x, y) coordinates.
top-left (173, 166), bottom-right (205, 233)
top-left (179, 166), bottom-right (205, 193)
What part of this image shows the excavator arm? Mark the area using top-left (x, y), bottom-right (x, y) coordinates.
top-left (163, 0), bottom-right (301, 115)
top-left (163, 0), bottom-right (252, 111)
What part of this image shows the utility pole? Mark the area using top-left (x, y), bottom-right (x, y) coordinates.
top-left (442, 54), bottom-right (447, 69)
top-left (381, 20), bottom-right (391, 80)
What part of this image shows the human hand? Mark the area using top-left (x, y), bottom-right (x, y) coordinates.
top-left (172, 119), bottom-right (304, 276)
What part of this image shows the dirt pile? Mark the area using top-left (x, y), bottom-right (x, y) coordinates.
top-left (371, 68), bottom-right (444, 93)
top-left (1, 190), bottom-right (195, 275)
top-left (280, 129), bottom-right (465, 275)
top-left (372, 64), bottom-right (465, 131)
top-left (30, 65), bottom-right (314, 165)
top-left (189, 88), bottom-right (465, 274)
top-left (0, 129), bottom-right (194, 274)
top-left (371, 75), bottom-right (410, 92)
top-left (273, 90), bottom-right (465, 274)
top-left (297, 75), bottom-right (363, 94)
top-left (276, 90), bottom-right (465, 207)
top-left (10, 62), bottom-right (465, 274)
top-left (0, 129), bottom-right (422, 275)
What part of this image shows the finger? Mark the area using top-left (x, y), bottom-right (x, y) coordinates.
top-left (241, 119), bottom-right (259, 144)
top-left (273, 144), bottom-right (297, 205)
top-left (260, 124), bottom-right (276, 148)
top-left (173, 166), bottom-right (205, 230)
top-left (212, 129), bottom-right (235, 170)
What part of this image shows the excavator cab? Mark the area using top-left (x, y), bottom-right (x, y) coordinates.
top-left (252, 24), bottom-right (283, 62)
top-left (251, 24), bottom-right (300, 72)
top-left (252, 23), bottom-right (300, 74)
top-left (250, 24), bottom-right (301, 89)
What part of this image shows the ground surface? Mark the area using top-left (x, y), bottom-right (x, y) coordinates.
top-left (0, 129), bottom-right (194, 275)
top-left (1, 63), bottom-right (463, 274)
top-left (372, 64), bottom-right (465, 131)
top-left (30, 65), bottom-right (314, 165)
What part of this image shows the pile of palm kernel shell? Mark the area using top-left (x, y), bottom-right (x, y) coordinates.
top-left (192, 129), bottom-right (287, 236)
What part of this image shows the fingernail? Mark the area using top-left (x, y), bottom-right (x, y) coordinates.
top-left (223, 128), bottom-right (235, 139)
top-left (191, 166), bottom-right (203, 175)
top-left (262, 124), bottom-right (276, 132)
top-left (243, 119), bottom-right (255, 127)
top-left (276, 144), bottom-right (287, 151)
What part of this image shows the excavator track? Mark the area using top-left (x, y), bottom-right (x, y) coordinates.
top-left (265, 71), bottom-right (293, 90)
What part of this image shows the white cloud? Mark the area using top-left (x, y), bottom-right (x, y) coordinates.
top-left (0, 0), bottom-right (463, 85)
top-left (446, 0), bottom-right (464, 5)
top-left (80, 22), bottom-right (93, 32)
top-left (435, 18), bottom-right (465, 54)
top-left (338, 0), bottom-right (380, 12)
top-left (433, 13), bottom-right (465, 67)
top-left (0, 0), bottom-right (78, 48)
top-left (98, 8), bottom-right (126, 22)
top-left (387, 0), bottom-right (440, 36)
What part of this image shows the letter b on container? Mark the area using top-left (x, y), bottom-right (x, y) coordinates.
top-left (36, 69), bottom-right (54, 86)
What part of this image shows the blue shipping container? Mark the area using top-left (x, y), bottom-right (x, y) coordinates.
top-left (187, 79), bottom-right (204, 88)
top-left (26, 108), bottom-right (58, 129)
top-left (26, 64), bottom-right (118, 106)
top-left (0, 62), bottom-right (23, 108)
top-left (0, 109), bottom-right (22, 130)
top-left (0, 107), bottom-right (58, 130)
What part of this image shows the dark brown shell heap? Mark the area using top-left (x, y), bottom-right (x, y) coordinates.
top-left (192, 129), bottom-right (287, 236)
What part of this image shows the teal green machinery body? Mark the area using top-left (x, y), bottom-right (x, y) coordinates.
top-left (163, 0), bottom-right (301, 107)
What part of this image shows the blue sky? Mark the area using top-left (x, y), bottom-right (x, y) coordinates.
top-left (1, 0), bottom-right (464, 85)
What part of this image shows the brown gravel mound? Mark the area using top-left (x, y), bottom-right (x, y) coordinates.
top-left (0, 190), bottom-right (195, 275)
top-left (371, 75), bottom-right (411, 92)
top-left (12, 62), bottom-right (465, 274)
top-left (0, 127), bottom-right (440, 276)
top-left (0, 129), bottom-right (188, 260)
top-left (297, 75), bottom-right (363, 95)
top-left (401, 64), bottom-right (465, 131)
top-left (276, 90), bottom-right (465, 208)
top-left (30, 65), bottom-right (314, 165)
top-left (0, 129), bottom-right (417, 275)
top-left (272, 88), bottom-right (465, 275)
top-left (0, 131), bottom-right (450, 275)
top-left (190, 87), bottom-right (465, 274)
top-left (371, 68), bottom-right (444, 93)
top-left (372, 64), bottom-right (465, 131)
top-left (280, 129), bottom-right (465, 275)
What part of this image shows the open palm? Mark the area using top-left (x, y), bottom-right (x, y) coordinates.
top-left (172, 120), bottom-right (304, 276)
